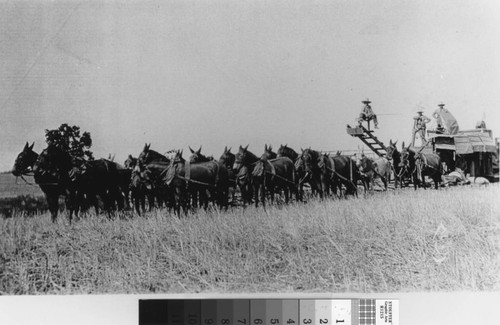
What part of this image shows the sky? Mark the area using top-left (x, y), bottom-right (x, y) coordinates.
top-left (1, 0), bottom-right (499, 171)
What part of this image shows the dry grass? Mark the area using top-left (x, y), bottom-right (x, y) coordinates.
top-left (0, 185), bottom-right (499, 294)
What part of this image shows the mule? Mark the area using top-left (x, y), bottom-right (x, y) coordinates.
top-left (385, 140), bottom-right (406, 188)
top-left (400, 142), bottom-right (442, 189)
top-left (70, 158), bottom-right (128, 214)
top-left (30, 145), bottom-right (75, 222)
top-left (251, 147), bottom-right (298, 207)
top-left (129, 163), bottom-right (157, 214)
top-left (355, 154), bottom-right (392, 191)
top-left (296, 148), bottom-right (325, 198)
top-left (187, 147), bottom-right (229, 209)
top-left (233, 145), bottom-right (259, 205)
top-left (162, 150), bottom-right (229, 213)
top-left (137, 143), bottom-right (173, 209)
top-left (219, 146), bottom-right (237, 205)
top-left (327, 154), bottom-right (361, 197)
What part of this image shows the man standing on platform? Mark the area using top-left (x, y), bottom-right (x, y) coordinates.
top-left (412, 110), bottom-right (431, 146)
top-left (432, 102), bottom-right (459, 135)
top-left (357, 98), bottom-right (379, 130)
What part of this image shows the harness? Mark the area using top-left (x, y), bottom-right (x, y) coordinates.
top-left (415, 153), bottom-right (440, 183)
top-left (320, 156), bottom-right (358, 190)
top-left (162, 160), bottom-right (221, 189)
top-left (261, 158), bottom-right (296, 186)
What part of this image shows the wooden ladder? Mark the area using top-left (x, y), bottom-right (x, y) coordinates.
top-left (346, 124), bottom-right (388, 157)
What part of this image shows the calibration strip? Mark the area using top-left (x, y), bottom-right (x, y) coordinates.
top-left (139, 299), bottom-right (398, 325)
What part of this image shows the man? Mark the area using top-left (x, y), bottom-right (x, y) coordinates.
top-left (432, 102), bottom-right (445, 133)
top-left (413, 110), bottom-right (431, 145)
top-left (357, 98), bottom-right (379, 129)
top-left (432, 102), bottom-right (459, 134)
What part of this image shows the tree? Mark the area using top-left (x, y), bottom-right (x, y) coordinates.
top-left (45, 123), bottom-right (94, 160)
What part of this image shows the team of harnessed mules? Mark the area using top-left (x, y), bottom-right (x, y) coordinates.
top-left (12, 142), bottom-right (134, 223)
top-left (12, 140), bottom-right (444, 222)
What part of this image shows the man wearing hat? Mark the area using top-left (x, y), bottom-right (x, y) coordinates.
top-left (432, 102), bottom-right (459, 134)
top-left (357, 98), bottom-right (379, 129)
top-left (412, 109), bottom-right (431, 145)
top-left (432, 102), bottom-right (446, 133)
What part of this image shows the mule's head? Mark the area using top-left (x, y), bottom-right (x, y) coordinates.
top-left (277, 144), bottom-right (298, 161)
top-left (233, 145), bottom-right (249, 171)
top-left (300, 148), bottom-right (315, 173)
top-left (399, 142), bottom-right (413, 168)
top-left (317, 154), bottom-right (329, 172)
top-left (219, 146), bottom-right (235, 169)
top-left (189, 146), bottom-right (211, 163)
top-left (137, 143), bottom-right (151, 165)
top-left (124, 155), bottom-right (137, 169)
top-left (173, 150), bottom-right (185, 164)
top-left (355, 154), bottom-right (373, 174)
top-left (386, 139), bottom-right (399, 161)
top-left (12, 142), bottom-right (37, 176)
top-left (263, 144), bottom-right (277, 160)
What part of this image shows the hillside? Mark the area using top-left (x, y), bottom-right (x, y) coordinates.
top-left (0, 172), bottom-right (44, 198)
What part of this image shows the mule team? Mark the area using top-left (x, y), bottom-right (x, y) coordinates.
top-left (12, 140), bottom-right (443, 222)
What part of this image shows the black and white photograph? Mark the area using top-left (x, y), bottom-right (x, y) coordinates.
top-left (0, 0), bottom-right (499, 324)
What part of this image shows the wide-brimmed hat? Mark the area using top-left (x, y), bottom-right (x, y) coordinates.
top-left (438, 102), bottom-right (445, 107)
top-left (416, 110), bottom-right (424, 113)
top-left (362, 98), bottom-right (371, 104)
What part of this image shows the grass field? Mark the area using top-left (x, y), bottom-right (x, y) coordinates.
top-left (0, 185), bottom-right (498, 295)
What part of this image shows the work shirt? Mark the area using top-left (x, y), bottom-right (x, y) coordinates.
top-left (361, 104), bottom-right (375, 117)
top-left (413, 114), bottom-right (431, 130)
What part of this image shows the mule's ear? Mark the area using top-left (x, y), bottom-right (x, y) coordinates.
top-left (228, 147), bottom-right (231, 153)
top-left (402, 141), bottom-right (405, 149)
top-left (189, 146), bottom-right (194, 153)
top-left (30, 142), bottom-right (35, 150)
top-left (198, 146), bottom-right (202, 154)
top-left (24, 142), bottom-right (29, 150)
top-left (224, 146), bottom-right (227, 153)
top-left (269, 145), bottom-right (272, 151)
top-left (300, 148), bottom-right (304, 152)
top-left (244, 144), bottom-right (249, 151)
top-left (264, 144), bottom-right (267, 151)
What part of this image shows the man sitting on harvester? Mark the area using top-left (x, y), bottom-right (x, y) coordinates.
top-left (357, 98), bottom-right (379, 130)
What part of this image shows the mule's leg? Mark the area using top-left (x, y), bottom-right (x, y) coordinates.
top-left (283, 185), bottom-right (290, 204)
top-left (253, 182), bottom-right (260, 207)
top-left (46, 193), bottom-right (59, 223)
top-left (200, 187), bottom-right (209, 210)
top-left (132, 190), bottom-right (141, 215)
top-left (260, 182), bottom-right (266, 207)
top-left (268, 179), bottom-right (275, 205)
top-left (434, 175), bottom-right (440, 189)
